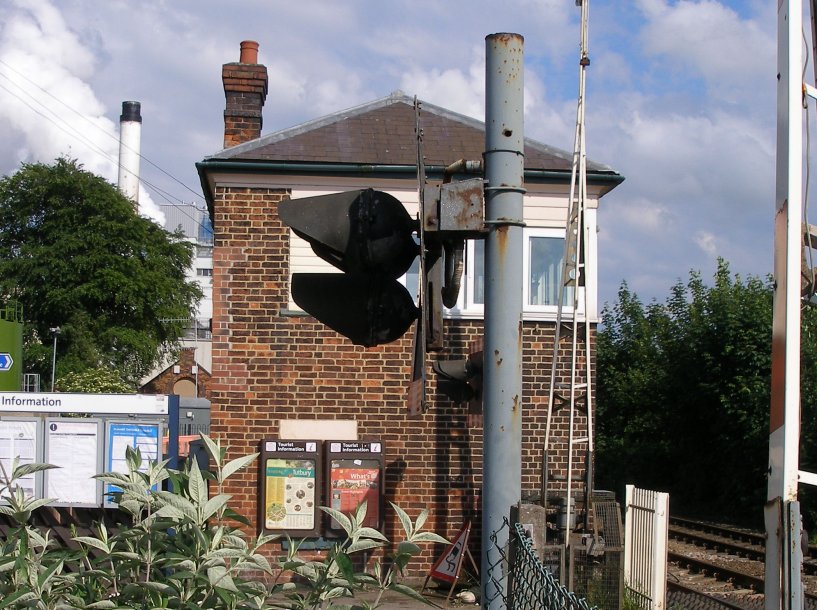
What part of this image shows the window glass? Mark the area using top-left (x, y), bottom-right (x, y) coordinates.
top-left (198, 215), bottom-right (214, 244)
top-left (528, 236), bottom-right (571, 306)
top-left (403, 257), bottom-right (420, 303)
top-left (449, 229), bottom-right (574, 316)
top-left (472, 240), bottom-right (485, 305)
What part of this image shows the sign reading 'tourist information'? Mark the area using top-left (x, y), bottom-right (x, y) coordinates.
top-left (259, 440), bottom-right (322, 537)
top-left (325, 441), bottom-right (384, 534)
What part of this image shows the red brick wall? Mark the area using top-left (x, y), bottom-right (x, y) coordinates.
top-left (140, 347), bottom-right (212, 399)
top-left (210, 185), bottom-right (593, 574)
top-left (221, 63), bottom-right (267, 148)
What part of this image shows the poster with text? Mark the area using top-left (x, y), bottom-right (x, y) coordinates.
top-left (0, 419), bottom-right (38, 501)
top-left (264, 458), bottom-right (317, 530)
top-left (45, 419), bottom-right (101, 506)
top-left (104, 422), bottom-right (161, 507)
top-left (329, 459), bottom-right (380, 529)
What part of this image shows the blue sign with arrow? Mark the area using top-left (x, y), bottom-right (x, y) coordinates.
top-left (0, 353), bottom-right (13, 371)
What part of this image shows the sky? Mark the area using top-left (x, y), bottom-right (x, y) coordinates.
top-left (0, 0), bottom-right (779, 307)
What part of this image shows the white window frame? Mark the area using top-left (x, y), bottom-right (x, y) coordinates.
top-left (445, 227), bottom-right (587, 321)
top-left (522, 227), bottom-right (585, 320)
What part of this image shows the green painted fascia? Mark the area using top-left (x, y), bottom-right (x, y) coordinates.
top-left (196, 159), bottom-right (624, 216)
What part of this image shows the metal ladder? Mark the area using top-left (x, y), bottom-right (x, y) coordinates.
top-left (542, 0), bottom-right (594, 548)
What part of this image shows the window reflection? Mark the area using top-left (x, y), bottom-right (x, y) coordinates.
top-left (529, 237), bottom-right (571, 306)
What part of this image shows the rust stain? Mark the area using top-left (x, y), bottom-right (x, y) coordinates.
top-left (491, 33), bottom-right (524, 47)
top-left (446, 182), bottom-right (483, 230)
top-left (496, 225), bottom-right (509, 265)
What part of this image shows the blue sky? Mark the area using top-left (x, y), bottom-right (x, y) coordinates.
top-left (0, 0), bottom-right (779, 307)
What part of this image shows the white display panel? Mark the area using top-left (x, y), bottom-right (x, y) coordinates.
top-left (0, 418), bottom-right (40, 501)
top-left (44, 418), bottom-right (102, 506)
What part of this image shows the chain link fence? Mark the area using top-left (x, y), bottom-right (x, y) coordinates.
top-left (485, 518), bottom-right (598, 610)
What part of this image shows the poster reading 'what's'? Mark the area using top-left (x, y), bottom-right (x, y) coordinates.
top-left (329, 459), bottom-right (381, 528)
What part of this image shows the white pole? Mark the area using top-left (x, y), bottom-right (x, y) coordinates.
top-left (765, 1), bottom-right (803, 608)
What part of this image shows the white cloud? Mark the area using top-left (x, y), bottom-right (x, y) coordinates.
top-left (695, 230), bottom-right (718, 257)
top-left (400, 53), bottom-right (485, 121)
top-left (0, 0), bottom-right (163, 222)
top-left (608, 196), bottom-right (674, 235)
top-left (0, 0), bottom-right (781, 307)
top-left (636, 0), bottom-right (774, 103)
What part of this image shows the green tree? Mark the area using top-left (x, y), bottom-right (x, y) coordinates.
top-left (56, 367), bottom-right (134, 393)
top-left (0, 158), bottom-right (201, 385)
top-left (596, 260), bottom-right (807, 525)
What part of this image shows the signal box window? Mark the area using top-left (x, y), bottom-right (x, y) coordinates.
top-left (449, 228), bottom-right (574, 319)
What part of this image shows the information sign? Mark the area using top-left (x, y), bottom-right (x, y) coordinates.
top-left (0, 392), bottom-right (168, 415)
top-left (325, 441), bottom-right (384, 533)
top-left (260, 440), bottom-right (322, 537)
top-left (104, 421), bottom-right (162, 508)
top-left (0, 418), bottom-right (40, 500)
top-left (44, 418), bottom-right (102, 506)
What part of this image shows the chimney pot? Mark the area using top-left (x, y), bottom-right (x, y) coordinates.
top-left (223, 41), bottom-right (267, 148)
top-left (239, 40), bottom-right (259, 64)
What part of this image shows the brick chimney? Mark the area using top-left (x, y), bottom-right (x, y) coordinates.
top-left (222, 40), bottom-right (268, 149)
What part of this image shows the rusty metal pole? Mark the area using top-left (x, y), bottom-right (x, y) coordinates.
top-left (482, 32), bottom-right (525, 609)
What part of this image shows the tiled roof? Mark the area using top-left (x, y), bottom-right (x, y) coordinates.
top-left (206, 91), bottom-right (616, 174)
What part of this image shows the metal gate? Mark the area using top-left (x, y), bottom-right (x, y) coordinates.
top-left (623, 485), bottom-right (669, 610)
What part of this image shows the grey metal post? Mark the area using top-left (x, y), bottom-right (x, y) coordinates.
top-left (50, 327), bottom-right (60, 392)
top-left (482, 33), bottom-right (525, 609)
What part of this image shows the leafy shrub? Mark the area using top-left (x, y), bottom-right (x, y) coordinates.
top-left (0, 436), bottom-right (446, 609)
top-left (55, 367), bottom-right (135, 393)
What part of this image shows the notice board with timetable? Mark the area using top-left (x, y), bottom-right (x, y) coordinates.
top-left (0, 417), bottom-right (41, 501)
top-left (43, 418), bottom-right (103, 507)
top-left (259, 439), bottom-right (322, 537)
top-left (103, 421), bottom-right (163, 508)
top-left (325, 441), bottom-right (384, 534)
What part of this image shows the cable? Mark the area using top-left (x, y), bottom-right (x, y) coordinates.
top-left (0, 58), bottom-right (204, 200)
top-left (0, 68), bottom-right (209, 233)
top-left (803, 24), bottom-right (815, 301)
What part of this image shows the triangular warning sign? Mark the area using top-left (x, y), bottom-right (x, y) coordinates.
top-left (428, 521), bottom-right (471, 584)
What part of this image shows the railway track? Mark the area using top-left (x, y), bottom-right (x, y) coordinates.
top-left (667, 581), bottom-right (764, 610)
top-left (670, 516), bottom-right (817, 575)
top-left (668, 516), bottom-right (817, 609)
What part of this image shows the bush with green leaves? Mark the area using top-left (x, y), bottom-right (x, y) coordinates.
top-left (0, 436), bottom-right (446, 609)
top-left (55, 367), bottom-right (135, 394)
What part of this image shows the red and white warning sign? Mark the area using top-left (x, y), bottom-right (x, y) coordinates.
top-left (428, 522), bottom-right (471, 583)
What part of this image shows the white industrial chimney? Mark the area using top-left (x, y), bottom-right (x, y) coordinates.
top-left (117, 101), bottom-right (142, 211)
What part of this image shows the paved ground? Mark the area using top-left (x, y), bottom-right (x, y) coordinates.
top-left (269, 583), bottom-right (477, 609)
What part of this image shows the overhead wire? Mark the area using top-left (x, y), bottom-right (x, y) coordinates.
top-left (0, 59), bottom-right (209, 233)
top-left (0, 58), bottom-right (204, 200)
